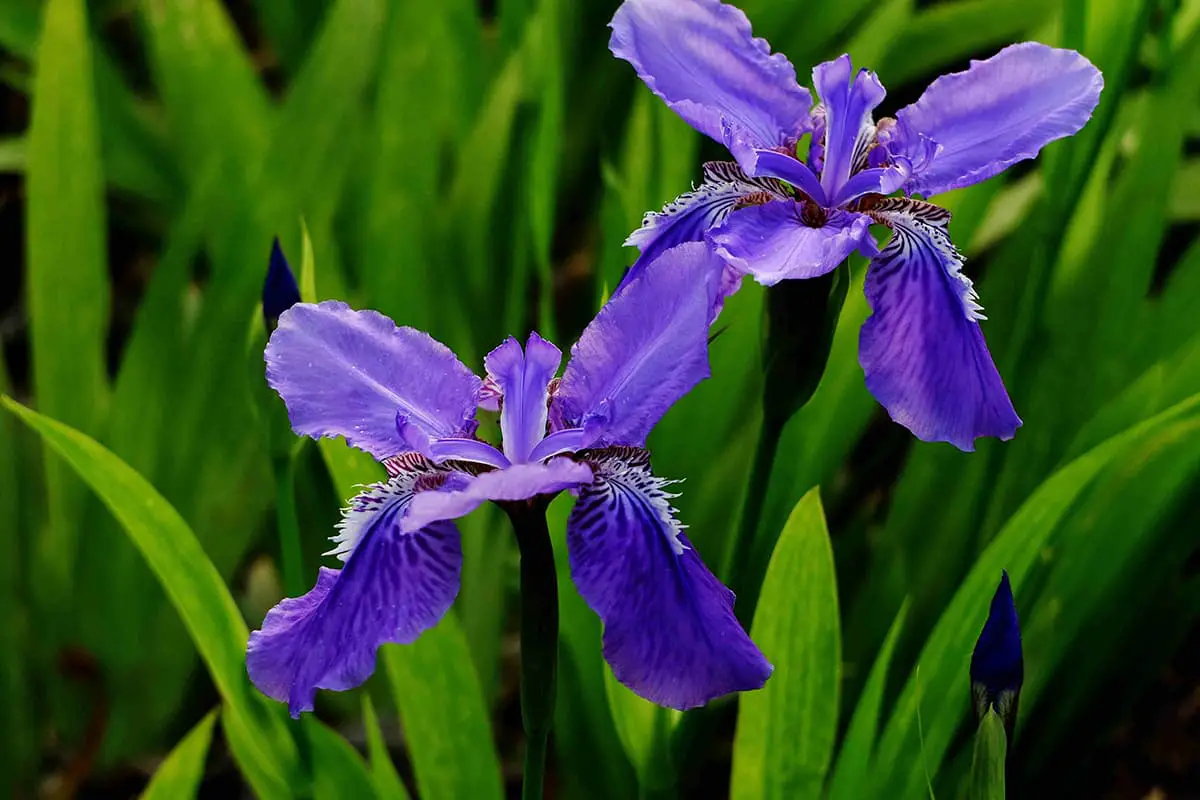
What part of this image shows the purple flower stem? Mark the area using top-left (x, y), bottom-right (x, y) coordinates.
top-left (503, 498), bottom-right (559, 800)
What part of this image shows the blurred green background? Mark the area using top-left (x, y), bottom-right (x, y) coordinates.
top-left (1, 0), bottom-right (1199, 797)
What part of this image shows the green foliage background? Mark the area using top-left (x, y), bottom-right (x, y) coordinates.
top-left (1, 0), bottom-right (1199, 797)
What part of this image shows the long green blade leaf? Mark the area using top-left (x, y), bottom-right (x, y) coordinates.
top-left (26, 0), bottom-right (110, 619)
top-left (732, 488), bottom-right (841, 799)
top-left (1, 398), bottom-right (296, 798)
top-left (140, 711), bottom-right (217, 800)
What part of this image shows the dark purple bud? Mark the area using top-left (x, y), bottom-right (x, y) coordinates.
top-left (971, 570), bottom-right (1023, 739)
top-left (263, 238), bottom-right (301, 331)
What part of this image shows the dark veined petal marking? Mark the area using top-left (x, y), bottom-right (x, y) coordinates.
top-left (859, 198), bottom-right (1020, 451)
top-left (246, 455), bottom-right (464, 717)
top-left (566, 446), bottom-right (772, 710)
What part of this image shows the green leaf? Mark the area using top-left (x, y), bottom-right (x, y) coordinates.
top-left (382, 628), bottom-right (504, 800)
top-left (306, 717), bottom-right (382, 800)
top-left (362, 695), bottom-right (410, 800)
top-left (137, 0), bottom-right (271, 180)
top-left (604, 668), bottom-right (678, 792)
top-left (732, 488), bottom-right (840, 800)
top-left (26, 0), bottom-right (110, 621)
top-left (965, 710), bottom-right (1006, 800)
top-left (0, 136), bottom-right (24, 171)
top-left (827, 600), bottom-right (910, 800)
top-left (140, 711), bottom-right (218, 800)
top-left (1, 398), bottom-right (297, 799)
top-left (870, 392), bottom-right (1200, 798)
top-left (0, 358), bottom-right (32, 796)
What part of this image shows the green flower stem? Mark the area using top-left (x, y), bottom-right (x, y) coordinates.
top-left (505, 500), bottom-right (559, 800)
top-left (724, 265), bottom-right (849, 625)
top-left (722, 408), bottom-right (785, 626)
top-left (271, 452), bottom-right (305, 599)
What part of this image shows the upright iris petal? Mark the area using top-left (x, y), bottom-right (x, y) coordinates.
top-left (486, 333), bottom-right (563, 463)
top-left (265, 301), bottom-right (481, 459)
top-left (971, 570), bottom-right (1023, 738)
top-left (610, 0), bottom-right (1102, 450)
top-left (608, 0), bottom-right (812, 170)
top-left (558, 242), bottom-right (725, 446)
top-left (248, 240), bottom-right (770, 714)
top-left (885, 43), bottom-right (1105, 197)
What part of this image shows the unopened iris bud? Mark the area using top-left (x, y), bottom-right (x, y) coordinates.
top-left (262, 238), bottom-right (301, 332)
top-left (971, 570), bottom-right (1023, 740)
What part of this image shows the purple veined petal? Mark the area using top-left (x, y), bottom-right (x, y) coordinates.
top-left (402, 458), bottom-right (593, 533)
top-left (266, 301), bottom-right (482, 460)
top-left (747, 150), bottom-right (827, 206)
top-left (813, 55), bottom-right (887, 202)
top-left (528, 427), bottom-right (588, 462)
top-left (709, 201), bottom-right (876, 285)
top-left (428, 437), bottom-right (511, 469)
top-left (891, 42), bottom-right (1103, 197)
top-left (567, 447), bottom-right (772, 710)
top-left (557, 242), bottom-right (722, 447)
top-left (609, 0), bottom-right (812, 170)
top-left (859, 198), bottom-right (1021, 451)
top-left (484, 334), bottom-right (562, 463)
top-left (246, 461), bottom-right (464, 717)
top-left (618, 161), bottom-right (792, 295)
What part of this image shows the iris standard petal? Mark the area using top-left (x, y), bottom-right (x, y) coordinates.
top-left (246, 461), bottom-right (463, 717)
top-left (609, 0), bottom-right (812, 170)
top-left (265, 301), bottom-right (482, 460)
top-left (485, 334), bottom-right (562, 463)
top-left (620, 161), bottom-right (792, 294)
top-left (709, 201), bottom-right (875, 284)
top-left (557, 242), bottom-right (721, 447)
top-left (859, 199), bottom-right (1021, 450)
top-left (812, 55), bottom-right (887, 202)
top-left (566, 447), bottom-right (771, 710)
top-left (402, 458), bottom-right (593, 533)
top-left (890, 42), bottom-right (1103, 197)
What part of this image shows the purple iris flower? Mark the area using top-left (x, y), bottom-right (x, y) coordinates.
top-left (246, 242), bottom-right (772, 716)
top-left (610, 0), bottom-right (1103, 451)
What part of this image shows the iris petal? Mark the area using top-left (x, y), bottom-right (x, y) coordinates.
top-left (402, 458), bottom-right (593, 533)
top-left (812, 55), bottom-right (887, 202)
top-left (620, 161), bottom-right (791, 294)
top-left (889, 42), bottom-right (1103, 197)
top-left (609, 0), bottom-right (812, 171)
top-left (247, 460), bottom-right (463, 717)
top-left (859, 199), bottom-right (1021, 450)
top-left (485, 334), bottom-right (562, 463)
top-left (265, 301), bottom-right (481, 460)
top-left (557, 242), bottom-right (721, 447)
top-left (567, 447), bottom-right (771, 710)
top-left (709, 201), bottom-right (876, 284)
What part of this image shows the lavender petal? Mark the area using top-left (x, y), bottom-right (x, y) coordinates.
top-left (266, 301), bottom-right (481, 460)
